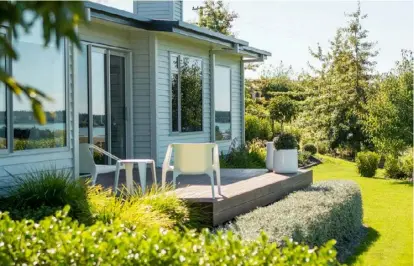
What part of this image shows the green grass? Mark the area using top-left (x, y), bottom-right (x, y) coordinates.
top-left (313, 155), bottom-right (413, 266)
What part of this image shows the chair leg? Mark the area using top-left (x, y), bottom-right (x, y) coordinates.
top-left (92, 171), bottom-right (98, 186)
top-left (207, 171), bottom-right (215, 199)
top-left (172, 171), bottom-right (180, 189)
top-left (216, 169), bottom-right (222, 195)
top-left (161, 168), bottom-right (168, 189)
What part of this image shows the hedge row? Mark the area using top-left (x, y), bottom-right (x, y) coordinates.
top-left (0, 207), bottom-right (341, 265)
top-left (228, 181), bottom-right (363, 251)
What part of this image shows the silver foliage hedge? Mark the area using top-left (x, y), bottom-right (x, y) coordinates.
top-left (228, 180), bottom-right (363, 249)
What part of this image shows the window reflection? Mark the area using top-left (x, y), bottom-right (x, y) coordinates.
top-left (171, 54), bottom-right (203, 133)
top-left (12, 19), bottom-right (66, 150)
top-left (91, 51), bottom-right (107, 152)
top-left (214, 66), bottom-right (231, 141)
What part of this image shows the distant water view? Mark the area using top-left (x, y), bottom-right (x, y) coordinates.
top-left (14, 123), bottom-right (105, 138)
top-left (14, 123), bottom-right (229, 138)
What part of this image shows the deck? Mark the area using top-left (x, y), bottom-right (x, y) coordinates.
top-left (96, 168), bottom-right (313, 226)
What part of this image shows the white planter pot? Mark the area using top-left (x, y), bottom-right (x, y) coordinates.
top-left (273, 149), bottom-right (298, 174)
top-left (266, 142), bottom-right (274, 171)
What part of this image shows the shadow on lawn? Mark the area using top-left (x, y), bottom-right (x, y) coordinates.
top-left (345, 226), bottom-right (380, 265)
top-left (390, 180), bottom-right (413, 187)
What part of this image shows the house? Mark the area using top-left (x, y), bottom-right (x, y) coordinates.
top-left (0, 1), bottom-right (270, 186)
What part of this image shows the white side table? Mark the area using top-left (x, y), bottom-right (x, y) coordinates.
top-left (114, 159), bottom-right (157, 194)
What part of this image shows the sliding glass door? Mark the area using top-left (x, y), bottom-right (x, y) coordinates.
top-left (78, 44), bottom-right (128, 164)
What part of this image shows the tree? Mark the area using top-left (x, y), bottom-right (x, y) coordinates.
top-left (0, 1), bottom-right (85, 124)
top-left (363, 50), bottom-right (413, 155)
top-left (298, 2), bottom-right (377, 154)
top-left (195, 0), bottom-right (238, 36)
top-left (268, 96), bottom-right (297, 134)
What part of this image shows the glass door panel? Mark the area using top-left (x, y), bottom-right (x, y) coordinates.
top-left (110, 54), bottom-right (126, 160)
top-left (91, 50), bottom-right (107, 153)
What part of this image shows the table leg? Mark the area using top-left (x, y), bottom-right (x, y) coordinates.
top-left (151, 161), bottom-right (157, 186)
top-left (124, 163), bottom-right (134, 194)
top-left (114, 162), bottom-right (121, 193)
top-left (137, 162), bottom-right (147, 194)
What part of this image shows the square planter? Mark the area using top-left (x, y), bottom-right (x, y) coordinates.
top-left (273, 149), bottom-right (298, 174)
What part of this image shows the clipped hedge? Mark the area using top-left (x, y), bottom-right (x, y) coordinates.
top-left (0, 207), bottom-right (341, 265)
top-left (228, 181), bottom-right (363, 252)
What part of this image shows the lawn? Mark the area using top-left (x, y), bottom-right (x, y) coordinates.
top-left (313, 155), bottom-right (413, 266)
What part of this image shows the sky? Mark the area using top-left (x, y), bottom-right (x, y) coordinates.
top-left (98, 0), bottom-right (413, 78)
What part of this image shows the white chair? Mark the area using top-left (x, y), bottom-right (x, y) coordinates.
top-left (161, 143), bottom-right (221, 199)
top-left (79, 143), bottom-right (124, 186)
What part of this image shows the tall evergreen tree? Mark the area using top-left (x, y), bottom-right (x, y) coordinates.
top-left (298, 2), bottom-right (377, 154)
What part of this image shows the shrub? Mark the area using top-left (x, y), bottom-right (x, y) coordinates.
top-left (273, 132), bottom-right (298, 150)
top-left (220, 141), bottom-right (266, 169)
top-left (0, 169), bottom-right (92, 224)
top-left (355, 151), bottom-right (380, 177)
top-left (0, 169), bottom-right (191, 229)
top-left (298, 151), bottom-right (312, 167)
top-left (385, 148), bottom-right (413, 179)
top-left (88, 185), bottom-right (190, 230)
top-left (228, 181), bottom-right (363, 256)
top-left (316, 141), bottom-right (329, 155)
top-left (245, 114), bottom-right (272, 141)
top-left (0, 207), bottom-right (341, 265)
top-left (303, 143), bottom-right (317, 155)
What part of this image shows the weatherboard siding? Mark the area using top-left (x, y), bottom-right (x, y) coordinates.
top-left (155, 34), bottom-right (212, 165)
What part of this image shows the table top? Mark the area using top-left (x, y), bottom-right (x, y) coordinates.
top-left (117, 159), bottom-right (155, 164)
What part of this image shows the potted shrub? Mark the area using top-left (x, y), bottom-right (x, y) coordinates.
top-left (273, 132), bottom-right (298, 173)
top-left (266, 96), bottom-right (297, 171)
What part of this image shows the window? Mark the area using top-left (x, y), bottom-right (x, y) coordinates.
top-left (214, 66), bottom-right (231, 141)
top-left (171, 54), bottom-right (203, 133)
top-left (2, 16), bottom-right (67, 152)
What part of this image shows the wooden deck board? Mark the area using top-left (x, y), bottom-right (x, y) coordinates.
top-left (96, 168), bottom-right (313, 226)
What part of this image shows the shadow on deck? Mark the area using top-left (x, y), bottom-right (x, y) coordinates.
top-left (95, 168), bottom-right (313, 226)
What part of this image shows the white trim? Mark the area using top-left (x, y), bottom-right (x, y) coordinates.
top-left (149, 32), bottom-right (158, 161)
top-left (209, 51), bottom-right (215, 142)
top-left (126, 51), bottom-right (133, 159)
top-left (240, 59), bottom-right (245, 145)
top-left (73, 42), bottom-right (80, 179)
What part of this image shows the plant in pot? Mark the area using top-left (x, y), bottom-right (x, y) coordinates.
top-left (273, 132), bottom-right (298, 173)
top-left (265, 96), bottom-right (297, 171)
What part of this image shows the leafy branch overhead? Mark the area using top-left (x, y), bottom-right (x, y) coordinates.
top-left (0, 1), bottom-right (85, 124)
top-left (195, 0), bottom-right (238, 36)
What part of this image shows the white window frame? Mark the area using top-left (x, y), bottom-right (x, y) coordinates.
top-left (214, 64), bottom-right (232, 143)
top-left (169, 52), bottom-right (204, 134)
top-left (0, 28), bottom-right (70, 157)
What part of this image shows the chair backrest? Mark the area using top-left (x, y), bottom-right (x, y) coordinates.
top-left (173, 143), bottom-right (215, 174)
top-left (79, 143), bottom-right (96, 174)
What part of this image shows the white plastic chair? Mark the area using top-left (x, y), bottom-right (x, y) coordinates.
top-left (79, 143), bottom-right (124, 186)
top-left (161, 143), bottom-right (221, 199)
